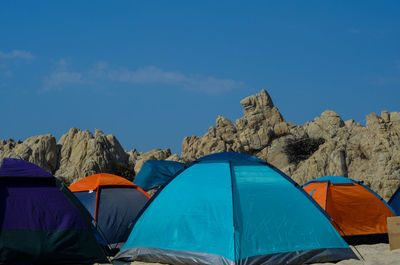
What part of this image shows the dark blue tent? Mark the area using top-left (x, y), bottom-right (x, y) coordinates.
top-left (133, 160), bottom-right (186, 190)
top-left (69, 173), bottom-right (150, 250)
top-left (389, 187), bottom-right (400, 215)
top-left (114, 152), bottom-right (357, 265)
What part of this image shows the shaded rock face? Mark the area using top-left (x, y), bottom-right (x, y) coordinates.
top-left (181, 89), bottom-right (400, 200)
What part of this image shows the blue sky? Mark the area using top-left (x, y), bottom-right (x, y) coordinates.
top-left (1, 1), bottom-right (400, 154)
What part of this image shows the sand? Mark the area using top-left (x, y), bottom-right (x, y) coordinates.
top-left (312, 243), bottom-right (400, 265)
top-left (108, 243), bottom-right (400, 265)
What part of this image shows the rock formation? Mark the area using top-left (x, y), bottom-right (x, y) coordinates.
top-left (133, 148), bottom-right (180, 175)
top-left (181, 89), bottom-right (400, 200)
top-left (1, 89), bottom-right (399, 200)
top-left (0, 128), bottom-right (181, 186)
top-left (0, 135), bottom-right (58, 173)
top-left (55, 128), bottom-right (130, 184)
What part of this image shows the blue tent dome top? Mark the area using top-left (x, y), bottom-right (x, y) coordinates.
top-left (0, 158), bottom-right (53, 178)
top-left (194, 152), bottom-right (266, 164)
top-left (305, 176), bottom-right (357, 185)
top-left (134, 160), bottom-right (186, 190)
top-left (115, 153), bottom-right (356, 264)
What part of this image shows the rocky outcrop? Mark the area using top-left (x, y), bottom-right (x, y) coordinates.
top-left (181, 89), bottom-right (400, 200)
top-left (55, 128), bottom-right (130, 184)
top-left (0, 135), bottom-right (58, 173)
top-left (1, 89), bottom-right (399, 200)
top-left (133, 148), bottom-right (181, 175)
top-left (292, 110), bottom-right (400, 199)
top-left (182, 90), bottom-right (285, 161)
top-left (0, 128), bottom-right (181, 186)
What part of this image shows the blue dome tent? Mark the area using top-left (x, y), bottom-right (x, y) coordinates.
top-left (114, 152), bottom-right (357, 265)
top-left (133, 160), bottom-right (186, 190)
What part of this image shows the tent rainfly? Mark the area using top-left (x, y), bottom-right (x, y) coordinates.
top-left (0, 158), bottom-right (108, 264)
top-left (303, 176), bottom-right (395, 244)
top-left (69, 173), bottom-right (150, 250)
top-left (114, 152), bottom-right (357, 265)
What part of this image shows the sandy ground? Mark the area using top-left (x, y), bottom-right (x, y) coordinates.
top-left (312, 243), bottom-right (400, 265)
top-left (104, 243), bottom-right (400, 265)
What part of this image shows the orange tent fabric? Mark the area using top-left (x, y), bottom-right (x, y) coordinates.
top-left (303, 177), bottom-right (395, 238)
top-left (69, 173), bottom-right (150, 198)
top-left (69, 173), bottom-right (150, 222)
top-left (303, 182), bottom-right (328, 209)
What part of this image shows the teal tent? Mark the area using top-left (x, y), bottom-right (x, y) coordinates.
top-left (114, 152), bottom-right (357, 265)
top-left (134, 160), bottom-right (186, 190)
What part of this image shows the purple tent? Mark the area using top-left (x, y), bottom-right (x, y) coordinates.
top-left (0, 158), bottom-right (108, 264)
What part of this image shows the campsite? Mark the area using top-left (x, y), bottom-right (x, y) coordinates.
top-left (2, 152), bottom-right (400, 264)
top-left (2, 1), bottom-right (400, 265)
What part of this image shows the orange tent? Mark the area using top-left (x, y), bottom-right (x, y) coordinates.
top-left (69, 173), bottom-right (150, 249)
top-left (303, 176), bottom-right (395, 244)
top-left (69, 173), bottom-right (150, 221)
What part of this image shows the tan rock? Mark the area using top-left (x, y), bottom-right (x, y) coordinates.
top-left (180, 89), bottom-right (400, 200)
top-left (306, 111), bottom-right (345, 139)
top-left (55, 128), bottom-right (129, 184)
top-left (2, 89), bottom-right (400, 202)
top-left (134, 148), bottom-right (173, 174)
top-left (0, 134), bottom-right (58, 173)
top-left (181, 89), bottom-right (285, 162)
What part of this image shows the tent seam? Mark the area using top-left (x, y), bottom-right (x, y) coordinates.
top-left (228, 160), bottom-right (238, 264)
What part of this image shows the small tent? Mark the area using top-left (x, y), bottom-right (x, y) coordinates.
top-left (133, 160), bottom-right (186, 190)
top-left (0, 158), bottom-right (108, 264)
top-left (114, 152), bottom-right (356, 265)
top-left (303, 176), bottom-right (395, 244)
top-left (69, 173), bottom-right (150, 249)
top-left (388, 187), bottom-right (400, 215)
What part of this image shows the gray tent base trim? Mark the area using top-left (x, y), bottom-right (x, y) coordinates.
top-left (240, 247), bottom-right (358, 265)
top-left (113, 247), bottom-right (234, 265)
top-left (113, 246), bottom-right (357, 265)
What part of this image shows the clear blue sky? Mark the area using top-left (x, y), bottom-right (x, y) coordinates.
top-left (1, 1), bottom-right (399, 154)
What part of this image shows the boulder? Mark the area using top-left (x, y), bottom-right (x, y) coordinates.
top-left (55, 128), bottom-right (129, 184)
top-left (133, 148), bottom-right (174, 175)
top-left (0, 135), bottom-right (58, 173)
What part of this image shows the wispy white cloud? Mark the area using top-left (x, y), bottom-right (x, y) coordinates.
top-left (107, 66), bottom-right (187, 84)
top-left (44, 60), bottom-right (244, 93)
top-left (0, 50), bottom-right (35, 79)
top-left (43, 59), bottom-right (84, 90)
top-left (44, 71), bottom-right (83, 89)
top-left (0, 50), bottom-right (35, 60)
top-left (89, 63), bottom-right (244, 93)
